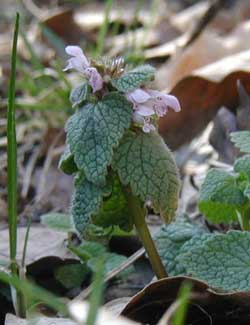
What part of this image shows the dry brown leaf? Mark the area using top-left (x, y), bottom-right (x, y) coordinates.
top-left (43, 9), bottom-right (91, 44)
top-left (158, 50), bottom-right (250, 149)
top-left (121, 276), bottom-right (250, 324)
top-left (0, 226), bottom-right (74, 266)
top-left (155, 20), bottom-right (250, 90)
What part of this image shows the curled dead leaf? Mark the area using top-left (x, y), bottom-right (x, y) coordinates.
top-left (121, 276), bottom-right (250, 324)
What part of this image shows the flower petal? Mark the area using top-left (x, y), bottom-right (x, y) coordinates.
top-left (154, 104), bottom-right (168, 117)
top-left (132, 112), bottom-right (144, 123)
top-left (129, 89), bottom-right (151, 103)
top-left (162, 94), bottom-right (181, 112)
top-left (84, 67), bottom-right (103, 92)
top-left (135, 104), bottom-right (155, 117)
top-left (65, 46), bottom-right (84, 57)
top-left (65, 46), bottom-right (89, 67)
top-left (63, 57), bottom-right (86, 73)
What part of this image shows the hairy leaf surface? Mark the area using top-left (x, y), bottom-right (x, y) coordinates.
top-left (234, 155), bottom-right (250, 179)
top-left (71, 173), bottom-right (104, 234)
top-left (111, 65), bottom-right (155, 92)
top-left (70, 83), bottom-right (90, 108)
top-left (231, 131), bottom-right (250, 153)
top-left (66, 93), bottom-right (132, 185)
top-left (155, 219), bottom-right (208, 275)
top-left (181, 231), bottom-right (250, 291)
top-left (199, 169), bottom-right (248, 223)
top-left (112, 131), bottom-right (180, 222)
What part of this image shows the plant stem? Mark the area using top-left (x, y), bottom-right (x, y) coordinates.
top-left (128, 194), bottom-right (167, 279)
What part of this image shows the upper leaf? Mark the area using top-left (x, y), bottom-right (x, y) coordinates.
top-left (234, 155), bottom-right (250, 179)
top-left (71, 172), bottom-right (104, 234)
top-left (231, 131), bottom-right (250, 153)
top-left (93, 176), bottom-right (133, 231)
top-left (58, 145), bottom-right (78, 175)
top-left (181, 231), bottom-right (250, 291)
top-left (111, 65), bottom-right (155, 92)
top-left (70, 83), bottom-right (90, 108)
top-left (199, 169), bottom-right (248, 223)
top-left (155, 218), bottom-right (208, 275)
top-left (66, 93), bottom-right (132, 185)
top-left (112, 131), bottom-right (180, 223)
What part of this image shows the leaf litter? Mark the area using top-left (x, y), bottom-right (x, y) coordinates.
top-left (2, 0), bottom-right (250, 323)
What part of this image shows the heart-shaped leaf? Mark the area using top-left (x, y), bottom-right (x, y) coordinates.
top-left (112, 131), bottom-right (180, 223)
top-left (181, 230), bottom-right (250, 291)
top-left (66, 93), bottom-right (132, 185)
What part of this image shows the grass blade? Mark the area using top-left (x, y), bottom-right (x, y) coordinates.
top-left (7, 12), bottom-right (19, 276)
top-left (0, 271), bottom-right (68, 316)
top-left (86, 258), bottom-right (105, 325)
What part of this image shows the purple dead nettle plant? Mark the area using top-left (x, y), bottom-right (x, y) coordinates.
top-left (60, 45), bottom-right (181, 279)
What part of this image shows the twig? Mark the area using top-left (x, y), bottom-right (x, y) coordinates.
top-left (72, 247), bottom-right (145, 301)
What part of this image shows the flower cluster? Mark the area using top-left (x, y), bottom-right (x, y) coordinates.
top-left (63, 46), bottom-right (103, 93)
top-left (64, 46), bottom-right (181, 133)
top-left (125, 88), bottom-right (180, 133)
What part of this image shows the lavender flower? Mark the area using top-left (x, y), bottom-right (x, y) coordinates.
top-left (126, 88), bottom-right (181, 133)
top-left (63, 46), bottom-right (103, 93)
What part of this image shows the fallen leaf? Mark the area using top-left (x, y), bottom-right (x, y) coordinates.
top-left (43, 9), bottom-right (90, 45)
top-left (121, 276), bottom-right (250, 324)
top-left (0, 227), bottom-right (75, 266)
top-left (158, 50), bottom-right (250, 149)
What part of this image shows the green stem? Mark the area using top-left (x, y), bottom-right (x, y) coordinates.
top-left (241, 207), bottom-right (250, 231)
top-left (128, 194), bottom-right (167, 279)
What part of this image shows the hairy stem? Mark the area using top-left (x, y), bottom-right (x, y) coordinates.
top-left (128, 194), bottom-right (167, 279)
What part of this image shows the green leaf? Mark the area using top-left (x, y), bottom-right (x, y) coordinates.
top-left (58, 145), bottom-right (78, 175)
top-left (181, 230), bottom-right (250, 291)
top-left (111, 65), bottom-right (155, 92)
top-left (41, 213), bottom-right (73, 232)
top-left (199, 169), bottom-right (248, 223)
top-left (66, 93), bottom-right (132, 185)
top-left (93, 176), bottom-right (133, 231)
top-left (54, 263), bottom-right (89, 289)
top-left (70, 83), bottom-right (89, 108)
top-left (69, 241), bottom-right (107, 262)
top-left (71, 173), bottom-right (104, 234)
top-left (155, 219), bottom-right (208, 275)
top-left (88, 252), bottom-right (130, 276)
top-left (231, 131), bottom-right (250, 153)
top-left (234, 155), bottom-right (250, 179)
top-left (112, 131), bottom-right (180, 223)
